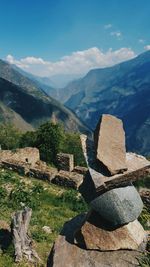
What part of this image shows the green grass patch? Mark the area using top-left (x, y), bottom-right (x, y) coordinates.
top-left (0, 168), bottom-right (88, 266)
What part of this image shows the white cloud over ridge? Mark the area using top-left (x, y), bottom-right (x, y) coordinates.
top-left (144, 45), bottom-right (150, 51)
top-left (6, 47), bottom-right (136, 78)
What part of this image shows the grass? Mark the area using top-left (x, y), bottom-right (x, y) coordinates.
top-left (0, 168), bottom-right (149, 267)
top-left (0, 168), bottom-right (88, 266)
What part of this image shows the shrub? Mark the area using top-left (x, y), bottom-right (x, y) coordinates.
top-left (0, 123), bottom-right (21, 150)
top-left (19, 131), bottom-right (37, 148)
top-left (60, 190), bottom-right (88, 212)
top-left (0, 171), bottom-right (19, 185)
top-left (9, 183), bottom-right (42, 210)
top-left (0, 186), bottom-right (7, 200)
top-left (61, 132), bottom-right (86, 166)
top-left (35, 122), bottom-right (65, 164)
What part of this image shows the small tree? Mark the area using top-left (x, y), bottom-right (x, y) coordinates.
top-left (35, 122), bottom-right (65, 164)
top-left (19, 131), bottom-right (37, 148)
top-left (62, 132), bottom-right (86, 166)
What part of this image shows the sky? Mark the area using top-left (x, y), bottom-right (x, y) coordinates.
top-left (0, 0), bottom-right (150, 80)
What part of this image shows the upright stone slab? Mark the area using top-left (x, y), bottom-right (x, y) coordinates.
top-left (94, 114), bottom-right (127, 175)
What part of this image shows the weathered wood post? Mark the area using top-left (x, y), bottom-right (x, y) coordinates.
top-left (11, 207), bottom-right (40, 263)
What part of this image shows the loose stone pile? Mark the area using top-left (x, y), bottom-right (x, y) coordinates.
top-left (48, 114), bottom-right (150, 267)
top-left (75, 114), bottom-right (147, 251)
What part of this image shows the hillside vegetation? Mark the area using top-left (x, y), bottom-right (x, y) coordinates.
top-left (0, 168), bottom-right (88, 266)
top-left (0, 122), bottom-right (86, 167)
top-left (0, 168), bottom-right (149, 267)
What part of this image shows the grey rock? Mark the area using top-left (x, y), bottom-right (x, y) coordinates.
top-left (90, 185), bottom-right (143, 226)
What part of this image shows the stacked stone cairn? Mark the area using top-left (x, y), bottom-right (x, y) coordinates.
top-left (48, 114), bottom-right (150, 267)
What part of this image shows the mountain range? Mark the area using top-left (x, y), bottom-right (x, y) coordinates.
top-left (0, 59), bottom-right (89, 134)
top-left (0, 51), bottom-right (150, 156)
top-left (52, 51), bottom-right (150, 156)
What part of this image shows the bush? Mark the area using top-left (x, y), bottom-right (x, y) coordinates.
top-left (0, 171), bottom-right (19, 185)
top-left (19, 131), bottom-right (37, 148)
top-left (18, 121), bottom-right (86, 167)
top-left (9, 183), bottom-right (44, 210)
top-left (35, 122), bottom-right (65, 164)
top-left (60, 190), bottom-right (88, 212)
top-left (62, 132), bottom-right (86, 166)
top-left (0, 186), bottom-right (7, 200)
top-left (0, 123), bottom-right (21, 150)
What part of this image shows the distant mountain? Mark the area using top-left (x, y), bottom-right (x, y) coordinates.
top-left (0, 101), bottom-right (34, 132)
top-left (11, 64), bottom-right (57, 98)
top-left (63, 51), bottom-right (150, 155)
top-left (47, 73), bottom-right (83, 88)
top-left (0, 60), bottom-right (89, 134)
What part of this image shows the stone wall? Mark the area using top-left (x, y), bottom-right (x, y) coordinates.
top-left (57, 153), bottom-right (74, 172)
top-left (1, 160), bottom-right (28, 175)
top-left (0, 147), bottom-right (40, 167)
top-left (0, 148), bottom-right (85, 190)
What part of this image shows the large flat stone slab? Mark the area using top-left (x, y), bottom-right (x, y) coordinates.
top-left (94, 114), bottom-right (127, 175)
top-left (47, 214), bottom-right (144, 267)
top-left (80, 134), bottom-right (150, 196)
top-left (90, 186), bottom-right (143, 226)
top-left (75, 215), bottom-right (146, 251)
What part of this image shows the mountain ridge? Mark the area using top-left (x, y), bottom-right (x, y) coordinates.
top-left (63, 51), bottom-right (150, 155)
top-left (0, 59), bottom-right (89, 134)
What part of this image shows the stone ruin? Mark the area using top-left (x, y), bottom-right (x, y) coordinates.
top-left (0, 147), bottom-right (40, 166)
top-left (48, 114), bottom-right (150, 267)
top-left (0, 147), bottom-right (86, 190)
top-left (57, 153), bottom-right (74, 172)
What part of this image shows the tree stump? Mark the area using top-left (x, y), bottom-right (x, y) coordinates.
top-left (11, 207), bottom-right (40, 263)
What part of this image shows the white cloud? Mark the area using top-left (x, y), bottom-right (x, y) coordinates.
top-left (144, 45), bottom-right (150, 51)
top-left (110, 31), bottom-right (122, 40)
top-left (104, 24), bottom-right (112, 29)
top-left (6, 47), bottom-right (136, 78)
top-left (138, 39), bottom-right (145, 44)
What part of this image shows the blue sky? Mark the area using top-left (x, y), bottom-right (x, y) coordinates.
top-left (0, 0), bottom-right (150, 79)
